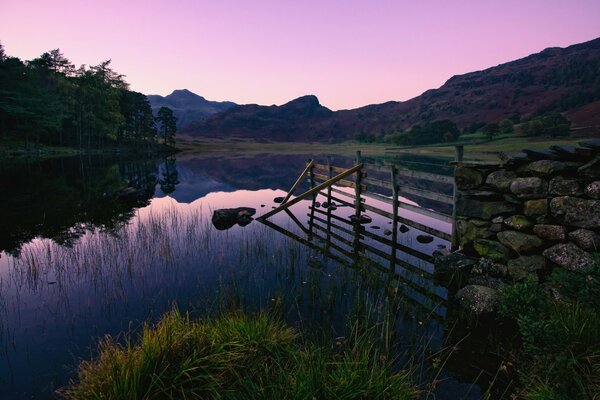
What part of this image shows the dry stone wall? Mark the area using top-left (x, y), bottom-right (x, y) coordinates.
top-left (454, 141), bottom-right (600, 282)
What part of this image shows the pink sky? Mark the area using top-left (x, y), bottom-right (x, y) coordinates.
top-left (1, 1), bottom-right (599, 110)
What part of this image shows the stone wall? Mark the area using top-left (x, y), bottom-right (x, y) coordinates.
top-left (454, 141), bottom-right (600, 283)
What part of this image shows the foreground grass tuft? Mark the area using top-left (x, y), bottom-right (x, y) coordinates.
top-left (60, 310), bottom-right (418, 399)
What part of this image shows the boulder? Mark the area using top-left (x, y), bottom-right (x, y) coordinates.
top-left (568, 229), bottom-right (600, 252)
top-left (273, 197), bottom-right (284, 203)
top-left (523, 199), bottom-right (548, 217)
top-left (455, 166), bottom-right (485, 190)
top-left (550, 196), bottom-right (600, 228)
top-left (416, 234), bottom-right (434, 244)
top-left (485, 170), bottom-right (517, 192)
top-left (549, 176), bottom-right (580, 196)
top-left (518, 160), bottom-right (569, 177)
top-left (585, 181), bottom-right (600, 199)
top-left (507, 255), bottom-right (545, 282)
top-left (212, 207), bottom-right (257, 230)
top-left (399, 224), bottom-right (410, 233)
top-left (349, 214), bottom-right (372, 224)
top-left (510, 177), bottom-right (548, 199)
top-left (471, 258), bottom-right (508, 278)
top-left (503, 215), bottom-right (534, 231)
top-left (497, 231), bottom-right (544, 254)
top-left (383, 229), bottom-right (392, 236)
top-left (542, 243), bottom-right (595, 271)
top-left (473, 239), bottom-right (512, 262)
top-left (456, 285), bottom-right (500, 316)
top-left (532, 224), bottom-right (566, 241)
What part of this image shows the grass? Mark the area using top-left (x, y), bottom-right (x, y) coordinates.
top-left (59, 309), bottom-right (419, 400)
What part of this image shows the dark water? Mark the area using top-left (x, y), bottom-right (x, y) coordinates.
top-left (0, 153), bottom-right (487, 399)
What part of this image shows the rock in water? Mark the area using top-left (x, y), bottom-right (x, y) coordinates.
top-left (273, 197), bottom-right (284, 203)
top-left (416, 235), bottom-right (434, 244)
top-left (349, 214), bottom-right (372, 224)
top-left (212, 207), bottom-right (256, 230)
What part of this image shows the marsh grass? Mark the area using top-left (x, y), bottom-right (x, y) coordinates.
top-left (59, 309), bottom-right (418, 400)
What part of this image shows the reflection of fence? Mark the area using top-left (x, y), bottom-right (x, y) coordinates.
top-left (258, 150), bottom-right (462, 318)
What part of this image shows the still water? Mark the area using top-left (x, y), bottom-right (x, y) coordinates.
top-left (0, 152), bottom-right (482, 399)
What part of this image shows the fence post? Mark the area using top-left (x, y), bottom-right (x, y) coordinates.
top-left (308, 160), bottom-right (316, 238)
top-left (451, 145), bottom-right (464, 251)
top-left (390, 165), bottom-right (399, 271)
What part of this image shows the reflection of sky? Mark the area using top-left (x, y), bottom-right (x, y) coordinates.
top-left (0, 155), bottom-right (474, 399)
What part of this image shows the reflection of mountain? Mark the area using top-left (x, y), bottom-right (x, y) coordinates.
top-left (0, 156), bottom-right (161, 254)
top-left (155, 164), bottom-right (234, 203)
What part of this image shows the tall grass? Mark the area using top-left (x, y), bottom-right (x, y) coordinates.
top-left (59, 309), bottom-right (419, 400)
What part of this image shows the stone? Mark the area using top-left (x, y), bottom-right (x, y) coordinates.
top-left (314, 201), bottom-right (321, 208)
top-left (550, 196), bottom-right (600, 228)
top-left (371, 226), bottom-right (380, 230)
top-left (455, 196), bottom-right (518, 219)
top-left (510, 177), bottom-right (548, 199)
top-left (212, 207), bottom-right (256, 230)
top-left (498, 151), bottom-right (529, 165)
top-left (322, 201), bottom-right (330, 208)
top-left (490, 223), bottom-right (502, 233)
top-left (523, 199), bottom-right (548, 217)
top-left (383, 229), bottom-right (392, 236)
top-left (464, 190), bottom-right (504, 201)
top-left (543, 243), bottom-right (595, 271)
top-left (273, 197), bottom-right (284, 203)
top-left (468, 276), bottom-right (506, 291)
top-left (532, 224), bottom-right (566, 241)
top-left (349, 214), bottom-right (372, 224)
top-left (485, 170), bottom-right (517, 192)
top-left (417, 234), bottom-right (433, 244)
top-left (522, 148), bottom-right (559, 160)
top-left (507, 255), bottom-right (545, 282)
top-left (399, 224), bottom-right (410, 233)
top-left (585, 181), bottom-right (600, 199)
top-left (433, 252), bottom-right (478, 284)
top-left (578, 156), bottom-right (600, 179)
top-left (568, 229), bottom-right (600, 252)
top-left (455, 166), bottom-right (485, 190)
top-left (329, 205), bottom-right (337, 210)
top-left (549, 176), bottom-right (580, 196)
top-left (518, 160), bottom-right (569, 177)
top-left (492, 216), bottom-right (504, 224)
top-left (471, 258), bottom-right (508, 278)
top-left (456, 285), bottom-right (500, 316)
top-left (473, 239), bottom-right (512, 262)
top-left (497, 231), bottom-right (544, 254)
top-left (503, 215), bottom-right (534, 231)
top-left (455, 219), bottom-right (492, 246)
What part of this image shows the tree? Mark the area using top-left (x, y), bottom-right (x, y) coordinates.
top-left (156, 106), bottom-right (176, 144)
top-left (483, 123), bottom-right (500, 140)
top-left (0, 42), bottom-right (6, 62)
top-left (499, 118), bottom-right (514, 134)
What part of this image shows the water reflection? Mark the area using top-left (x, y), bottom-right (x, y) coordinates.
top-left (0, 153), bottom-right (475, 399)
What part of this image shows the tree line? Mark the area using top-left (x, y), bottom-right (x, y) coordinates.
top-left (0, 43), bottom-right (177, 149)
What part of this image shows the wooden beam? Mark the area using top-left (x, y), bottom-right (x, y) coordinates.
top-left (259, 163), bottom-right (364, 220)
top-left (281, 160), bottom-right (313, 204)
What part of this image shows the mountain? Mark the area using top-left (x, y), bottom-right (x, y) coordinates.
top-left (183, 37), bottom-right (600, 141)
top-left (147, 89), bottom-right (236, 129)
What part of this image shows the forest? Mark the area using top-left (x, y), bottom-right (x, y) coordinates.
top-left (0, 43), bottom-right (175, 150)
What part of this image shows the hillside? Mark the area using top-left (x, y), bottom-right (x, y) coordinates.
top-left (147, 89), bottom-right (236, 129)
top-left (182, 37), bottom-right (600, 142)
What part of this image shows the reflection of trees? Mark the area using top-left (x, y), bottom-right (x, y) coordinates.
top-left (0, 155), bottom-right (166, 254)
top-left (159, 158), bottom-right (179, 195)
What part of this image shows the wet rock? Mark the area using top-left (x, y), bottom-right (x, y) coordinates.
top-left (473, 239), bottom-right (511, 262)
top-left (532, 224), bottom-right (566, 241)
top-left (510, 177), bottom-right (548, 199)
top-left (486, 170), bottom-right (517, 192)
top-left (399, 224), bottom-right (410, 233)
top-left (260, 204), bottom-right (266, 208)
top-left (518, 160), bottom-right (569, 177)
top-left (371, 226), bottom-right (380, 230)
top-left (503, 215), bottom-right (534, 231)
top-left (314, 201), bottom-right (321, 208)
top-left (507, 255), bottom-right (545, 282)
top-left (384, 229), bottom-right (392, 236)
top-left (456, 285), bottom-right (500, 316)
top-left (585, 181), bottom-right (600, 199)
top-left (523, 199), bottom-right (548, 217)
top-left (273, 196), bottom-right (284, 203)
top-left (329, 205), bottom-right (337, 211)
top-left (212, 207), bottom-right (257, 230)
top-left (349, 214), bottom-right (372, 224)
top-left (497, 231), bottom-right (544, 254)
top-left (549, 176), bottom-right (580, 196)
top-left (543, 243), bottom-right (595, 271)
top-left (455, 166), bottom-right (485, 190)
top-left (550, 196), bottom-right (600, 228)
top-left (568, 229), bottom-right (600, 252)
top-left (416, 234), bottom-right (434, 244)
top-left (322, 201), bottom-right (330, 208)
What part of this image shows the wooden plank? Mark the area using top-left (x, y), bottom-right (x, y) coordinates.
top-left (362, 191), bottom-right (454, 224)
top-left (281, 160), bottom-right (313, 204)
top-left (313, 173), bottom-right (367, 191)
top-left (259, 163), bottom-right (364, 220)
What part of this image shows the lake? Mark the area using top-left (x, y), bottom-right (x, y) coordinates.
top-left (0, 152), bottom-right (489, 399)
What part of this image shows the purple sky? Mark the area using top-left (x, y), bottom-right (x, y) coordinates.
top-left (1, 1), bottom-right (599, 110)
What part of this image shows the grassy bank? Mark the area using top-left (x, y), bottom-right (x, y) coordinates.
top-left (60, 310), bottom-right (418, 400)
